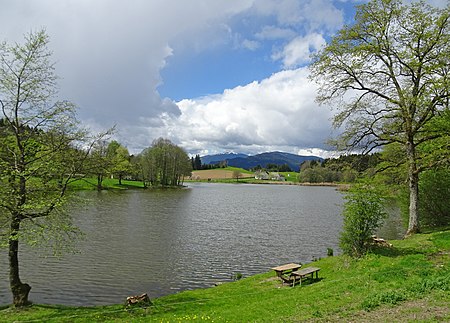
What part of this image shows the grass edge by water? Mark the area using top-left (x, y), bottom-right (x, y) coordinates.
top-left (1, 228), bottom-right (449, 322)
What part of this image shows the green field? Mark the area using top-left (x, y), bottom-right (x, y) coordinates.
top-left (1, 229), bottom-right (449, 322)
top-left (188, 167), bottom-right (301, 184)
top-left (68, 178), bottom-right (145, 190)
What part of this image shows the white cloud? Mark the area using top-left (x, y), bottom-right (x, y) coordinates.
top-left (252, 0), bottom-right (344, 32)
top-left (0, 0), bottom-right (256, 147)
top-left (255, 26), bottom-right (297, 40)
top-left (1, 0), bottom-right (386, 157)
top-left (297, 148), bottom-right (341, 159)
top-left (273, 33), bottom-right (326, 68)
top-left (241, 39), bottom-right (260, 51)
top-left (302, 0), bottom-right (344, 32)
top-left (250, 0), bottom-right (300, 25)
top-left (151, 67), bottom-right (335, 156)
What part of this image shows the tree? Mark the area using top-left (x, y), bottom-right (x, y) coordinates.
top-left (0, 30), bottom-right (103, 306)
top-left (278, 164), bottom-right (292, 172)
top-left (310, 0), bottom-right (450, 235)
top-left (107, 141), bottom-right (132, 185)
top-left (193, 154), bottom-right (202, 170)
top-left (232, 170), bottom-right (242, 182)
top-left (89, 140), bottom-right (111, 190)
top-left (340, 185), bottom-right (387, 258)
top-left (139, 138), bottom-right (192, 187)
top-left (419, 168), bottom-right (450, 227)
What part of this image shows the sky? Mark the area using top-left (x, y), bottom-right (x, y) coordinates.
top-left (0, 0), bottom-right (447, 158)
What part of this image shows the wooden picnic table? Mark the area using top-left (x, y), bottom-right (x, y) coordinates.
top-left (290, 267), bottom-right (320, 286)
top-left (271, 263), bottom-right (302, 278)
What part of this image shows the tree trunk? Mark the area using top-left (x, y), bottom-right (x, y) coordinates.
top-left (406, 141), bottom-right (420, 235)
top-left (97, 174), bottom-right (103, 191)
top-left (9, 218), bottom-right (31, 307)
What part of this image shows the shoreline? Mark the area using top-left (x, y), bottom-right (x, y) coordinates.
top-left (1, 229), bottom-right (448, 321)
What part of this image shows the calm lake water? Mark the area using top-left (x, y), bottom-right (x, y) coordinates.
top-left (0, 183), bottom-right (347, 305)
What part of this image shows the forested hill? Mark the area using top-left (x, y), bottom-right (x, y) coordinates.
top-left (201, 151), bottom-right (322, 171)
top-left (200, 153), bottom-right (248, 165)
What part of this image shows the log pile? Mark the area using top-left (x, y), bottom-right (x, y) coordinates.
top-left (371, 235), bottom-right (393, 247)
top-left (126, 293), bottom-right (152, 307)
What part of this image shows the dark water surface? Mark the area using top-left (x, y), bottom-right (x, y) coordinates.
top-left (0, 183), bottom-right (344, 306)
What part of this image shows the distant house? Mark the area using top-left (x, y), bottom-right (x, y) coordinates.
top-left (254, 171), bottom-right (285, 181)
top-left (269, 172), bottom-right (286, 181)
top-left (254, 170), bottom-right (269, 180)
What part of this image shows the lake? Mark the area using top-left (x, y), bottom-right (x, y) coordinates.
top-left (0, 183), bottom-right (345, 305)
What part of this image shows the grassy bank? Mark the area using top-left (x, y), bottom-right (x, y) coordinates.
top-left (1, 229), bottom-right (449, 322)
top-left (68, 178), bottom-right (145, 190)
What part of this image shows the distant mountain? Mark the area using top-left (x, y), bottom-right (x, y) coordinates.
top-left (201, 151), bottom-right (323, 171)
top-left (200, 153), bottom-right (248, 165)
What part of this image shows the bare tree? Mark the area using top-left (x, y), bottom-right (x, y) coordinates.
top-left (232, 170), bottom-right (242, 182)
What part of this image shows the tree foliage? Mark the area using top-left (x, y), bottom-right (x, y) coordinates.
top-left (340, 186), bottom-right (387, 258)
top-left (310, 0), bottom-right (450, 234)
top-left (107, 141), bottom-right (132, 185)
top-left (0, 30), bottom-right (105, 306)
top-left (138, 138), bottom-right (192, 187)
top-left (419, 168), bottom-right (450, 227)
top-left (191, 154), bottom-right (202, 170)
top-left (88, 140), bottom-right (112, 190)
top-left (298, 154), bottom-right (380, 183)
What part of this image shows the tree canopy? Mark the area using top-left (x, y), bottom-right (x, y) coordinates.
top-left (138, 138), bottom-right (192, 187)
top-left (310, 0), bottom-right (450, 235)
top-left (0, 30), bottom-right (103, 306)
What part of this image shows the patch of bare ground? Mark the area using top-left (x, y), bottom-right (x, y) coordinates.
top-left (310, 297), bottom-right (450, 322)
top-left (428, 251), bottom-right (450, 268)
top-left (190, 169), bottom-right (253, 180)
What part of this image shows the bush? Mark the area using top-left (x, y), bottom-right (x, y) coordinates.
top-left (419, 169), bottom-right (450, 228)
top-left (340, 185), bottom-right (387, 257)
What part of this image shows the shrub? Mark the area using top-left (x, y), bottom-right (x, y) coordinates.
top-left (340, 185), bottom-right (387, 257)
top-left (419, 169), bottom-right (450, 227)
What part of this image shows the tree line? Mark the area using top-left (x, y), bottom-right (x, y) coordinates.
top-left (89, 138), bottom-right (191, 190)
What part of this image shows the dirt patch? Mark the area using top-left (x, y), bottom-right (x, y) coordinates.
top-left (260, 276), bottom-right (280, 284)
top-left (190, 169), bottom-right (253, 180)
top-left (313, 297), bottom-right (450, 322)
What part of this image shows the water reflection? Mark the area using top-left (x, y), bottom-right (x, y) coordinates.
top-left (1, 183), bottom-right (344, 306)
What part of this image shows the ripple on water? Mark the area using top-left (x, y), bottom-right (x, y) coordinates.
top-left (0, 184), bottom-right (349, 305)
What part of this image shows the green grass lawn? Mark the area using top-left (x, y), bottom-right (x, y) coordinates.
top-left (68, 178), bottom-right (145, 190)
top-left (1, 229), bottom-right (449, 322)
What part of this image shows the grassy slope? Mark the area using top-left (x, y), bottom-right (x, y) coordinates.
top-left (1, 230), bottom-right (449, 322)
top-left (68, 178), bottom-right (145, 190)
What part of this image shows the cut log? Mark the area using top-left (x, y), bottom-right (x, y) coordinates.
top-left (371, 235), bottom-right (393, 247)
top-left (126, 293), bottom-right (152, 306)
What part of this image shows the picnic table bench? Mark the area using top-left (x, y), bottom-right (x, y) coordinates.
top-left (272, 264), bottom-right (320, 287)
top-left (290, 267), bottom-right (320, 286)
top-left (271, 263), bottom-right (301, 276)
top-left (271, 263), bottom-right (302, 284)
